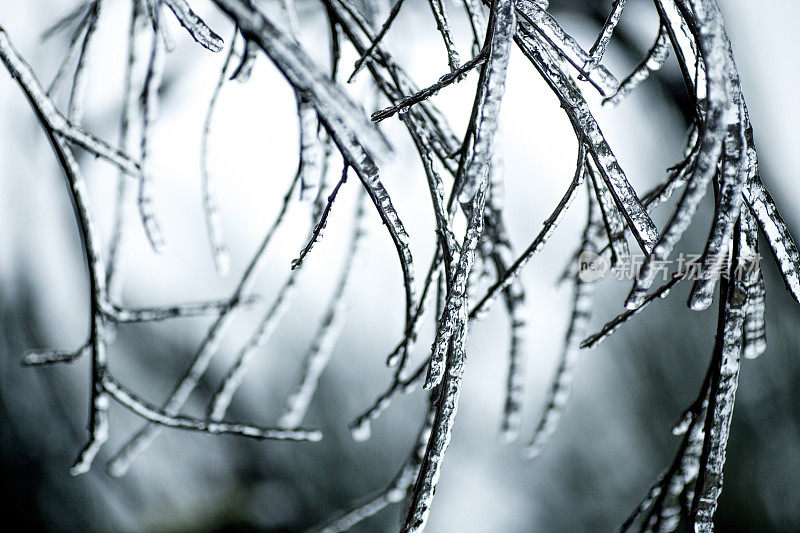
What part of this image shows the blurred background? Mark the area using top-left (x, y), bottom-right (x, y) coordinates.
top-left (1, 0), bottom-right (799, 531)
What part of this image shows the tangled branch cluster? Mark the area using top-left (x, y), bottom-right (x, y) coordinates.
top-left (2, 0), bottom-right (798, 531)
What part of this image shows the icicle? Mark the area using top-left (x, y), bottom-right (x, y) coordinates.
top-left (297, 97), bottom-right (325, 201)
top-left (162, 0), bottom-right (224, 52)
top-left (672, 409), bottom-right (693, 436)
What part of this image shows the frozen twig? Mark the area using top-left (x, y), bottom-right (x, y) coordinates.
top-left (523, 185), bottom-right (597, 457)
top-left (347, 0), bottom-right (406, 83)
top-left (106, 173), bottom-right (302, 476)
top-left (626, 0), bottom-right (732, 309)
top-left (603, 23), bottom-right (670, 107)
top-left (691, 245), bottom-right (746, 530)
top-left (107, 0), bottom-right (144, 300)
top-left (588, 159), bottom-right (629, 266)
top-left (371, 50), bottom-right (487, 123)
top-left (279, 191), bottom-right (367, 429)
top-left (292, 163), bottom-right (348, 270)
top-left (744, 179), bottom-right (800, 304)
top-left (206, 268), bottom-right (301, 421)
top-left (403, 183), bottom-right (487, 532)
top-left (41, 1), bottom-right (94, 42)
top-left (312, 403), bottom-right (435, 532)
top-left (514, 25), bottom-right (659, 255)
top-left (67, 0), bottom-right (102, 124)
top-left (739, 206), bottom-right (766, 359)
top-left (581, 273), bottom-right (684, 350)
top-left (2, 27), bottom-right (111, 475)
top-left (427, 0), bottom-right (460, 72)
top-left (103, 374), bottom-right (321, 441)
top-left (583, 0), bottom-right (627, 73)
top-left (470, 143), bottom-right (586, 318)
top-left (138, 15), bottom-right (167, 252)
top-left (200, 30), bottom-right (238, 276)
top-left (163, 0), bottom-right (224, 52)
top-left (427, 0), bottom-right (515, 389)
top-left (47, 2), bottom-right (94, 96)
top-left (514, 2), bottom-right (619, 97)
top-left (215, 0), bottom-right (416, 368)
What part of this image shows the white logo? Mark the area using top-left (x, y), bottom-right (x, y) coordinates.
top-left (578, 251), bottom-right (609, 283)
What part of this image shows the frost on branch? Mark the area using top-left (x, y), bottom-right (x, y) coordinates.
top-left (4, 1), bottom-right (800, 531)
